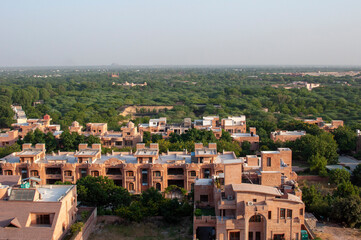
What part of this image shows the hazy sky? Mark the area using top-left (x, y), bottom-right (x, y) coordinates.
top-left (1, 0), bottom-right (361, 66)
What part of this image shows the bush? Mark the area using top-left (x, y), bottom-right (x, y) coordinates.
top-left (70, 221), bottom-right (84, 234)
top-left (194, 209), bottom-right (202, 216)
top-left (329, 168), bottom-right (351, 185)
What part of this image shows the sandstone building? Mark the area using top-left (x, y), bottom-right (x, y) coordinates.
top-left (270, 130), bottom-right (306, 142)
top-left (0, 176), bottom-right (77, 240)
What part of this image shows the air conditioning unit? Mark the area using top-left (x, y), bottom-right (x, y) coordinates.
top-left (247, 201), bottom-right (253, 206)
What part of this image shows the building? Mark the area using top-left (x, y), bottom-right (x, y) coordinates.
top-left (83, 123), bottom-right (108, 136)
top-left (11, 105), bottom-right (27, 124)
top-left (193, 148), bottom-right (304, 240)
top-left (270, 130), bottom-right (306, 142)
top-left (303, 117), bottom-right (343, 132)
top-left (221, 116), bottom-right (247, 134)
top-left (1, 142), bottom-right (243, 193)
top-left (231, 127), bottom-right (259, 150)
top-left (0, 130), bottom-right (19, 147)
top-left (138, 117), bottom-right (191, 138)
top-left (0, 177), bottom-right (77, 240)
top-left (12, 114), bottom-right (62, 139)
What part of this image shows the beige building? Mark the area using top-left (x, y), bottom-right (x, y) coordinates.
top-left (0, 130), bottom-right (19, 147)
top-left (0, 177), bottom-right (77, 240)
top-left (231, 127), bottom-right (259, 150)
top-left (303, 117), bottom-right (343, 132)
top-left (193, 148), bottom-right (303, 240)
top-left (270, 130), bottom-right (306, 142)
top-left (12, 114), bottom-right (62, 139)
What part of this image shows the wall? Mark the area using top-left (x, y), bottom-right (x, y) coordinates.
top-left (72, 207), bottom-right (97, 240)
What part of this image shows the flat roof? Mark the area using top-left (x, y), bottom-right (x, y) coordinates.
top-left (232, 183), bottom-right (282, 196)
top-left (232, 133), bottom-right (258, 137)
top-left (17, 150), bottom-right (43, 156)
top-left (75, 150), bottom-right (98, 156)
top-left (36, 185), bottom-right (74, 202)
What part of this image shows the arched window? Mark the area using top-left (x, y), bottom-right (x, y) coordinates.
top-left (189, 171), bottom-right (196, 177)
top-left (129, 182), bottom-right (135, 191)
top-left (4, 170), bottom-right (12, 175)
top-left (127, 171), bottom-right (134, 177)
top-left (64, 171), bottom-right (72, 176)
top-left (156, 183), bottom-right (161, 191)
top-left (91, 171), bottom-right (99, 177)
top-left (249, 215), bottom-right (262, 222)
top-left (153, 171), bottom-right (161, 177)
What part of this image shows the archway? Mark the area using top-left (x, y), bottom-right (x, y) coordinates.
top-left (248, 214), bottom-right (266, 240)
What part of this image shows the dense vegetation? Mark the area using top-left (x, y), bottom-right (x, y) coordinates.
top-left (0, 67), bottom-right (360, 130)
top-left (302, 167), bottom-right (361, 228)
top-left (67, 176), bottom-right (192, 224)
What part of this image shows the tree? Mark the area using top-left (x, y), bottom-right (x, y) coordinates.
top-left (352, 164), bottom-right (361, 187)
top-left (143, 131), bottom-right (151, 143)
top-left (333, 180), bottom-right (360, 198)
top-left (328, 168), bottom-right (351, 185)
top-left (332, 195), bottom-right (361, 227)
top-left (77, 176), bottom-right (131, 211)
top-left (220, 130), bottom-right (232, 142)
top-left (308, 153), bottom-right (328, 176)
top-left (332, 126), bottom-right (357, 154)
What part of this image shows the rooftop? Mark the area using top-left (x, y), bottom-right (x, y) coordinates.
top-left (231, 183), bottom-right (282, 196)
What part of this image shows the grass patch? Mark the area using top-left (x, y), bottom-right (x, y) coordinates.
top-left (89, 218), bottom-right (192, 240)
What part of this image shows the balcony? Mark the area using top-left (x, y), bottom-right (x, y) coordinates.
top-left (153, 176), bottom-right (162, 182)
top-left (167, 174), bottom-right (184, 180)
top-left (126, 176), bottom-right (135, 181)
top-left (194, 216), bottom-right (217, 225)
top-left (64, 176), bottom-right (74, 182)
top-left (46, 174), bottom-right (62, 179)
top-left (218, 199), bottom-right (236, 209)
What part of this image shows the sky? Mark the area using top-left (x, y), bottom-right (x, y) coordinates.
top-left (1, 0), bottom-right (361, 67)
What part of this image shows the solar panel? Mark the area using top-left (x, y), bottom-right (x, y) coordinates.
top-left (9, 189), bottom-right (36, 201)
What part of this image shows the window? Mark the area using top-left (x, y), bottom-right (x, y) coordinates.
top-left (255, 232), bottom-right (261, 240)
top-left (91, 171), bottom-right (99, 177)
top-left (249, 215), bottom-right (262, 222)
top-left (4, 170), bottom-right (12, 175)
top-left (156, 183), bottom-right (161, 191)
top-left (248, 232), bottom-right (253, 240)
top-left (300, 208), bottom-right (304, 216)
top-left (64, 171), bottom-right (72, 176)
top-left (253, 199), bottom-right (257, 202)
top-left (268, 211), bottom-right (272, 219)
top-left (30, 214), bottom-right (52, 226)
top-left (230, 232), bottom-right (240, 240)
top-left (287, 209), bottom-right (293, 218)
top-left (127, 171), bottom-right (134, 177)
top-left (200, 195), bottom-right (208, 202)
top-left (153, 171), bottom-right (161, 177)
top-left (203, 169), bottom-right (210, 178)
top-left (267, 157), bottom-right (271, 167)
top-left (129, 183), bottom-right (134, 191)
top-left (80, 168), bottom-right (87, 178)
top-left (280, 208), bottom-right (286, 219)
top-left (189, 171), bottom-right (196, 177)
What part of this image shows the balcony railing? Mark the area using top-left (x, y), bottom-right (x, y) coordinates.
top-left (126, 176), bottom-right (136, 181)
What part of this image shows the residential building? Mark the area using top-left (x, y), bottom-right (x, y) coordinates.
top-left (231, 127), bottom-right (259, 150)
top-left (0, 178), bottom-right (77, 240)
top-left (193, 148), bottom-right (303, 240)
top-left (0, 130), bottom-right (19, 147)
top-left (303, 117), bottom-right (343, 132)
top-left (11, 115), bottom-right (62, 139)
top-left (138, 117), bottom-right (191, 138)
top-left (1, 142), bottom-right (240, 193)
top-left (270, 130), bottom-right (306, 142)
top-left (221, 116), bottom-right (247, 134)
